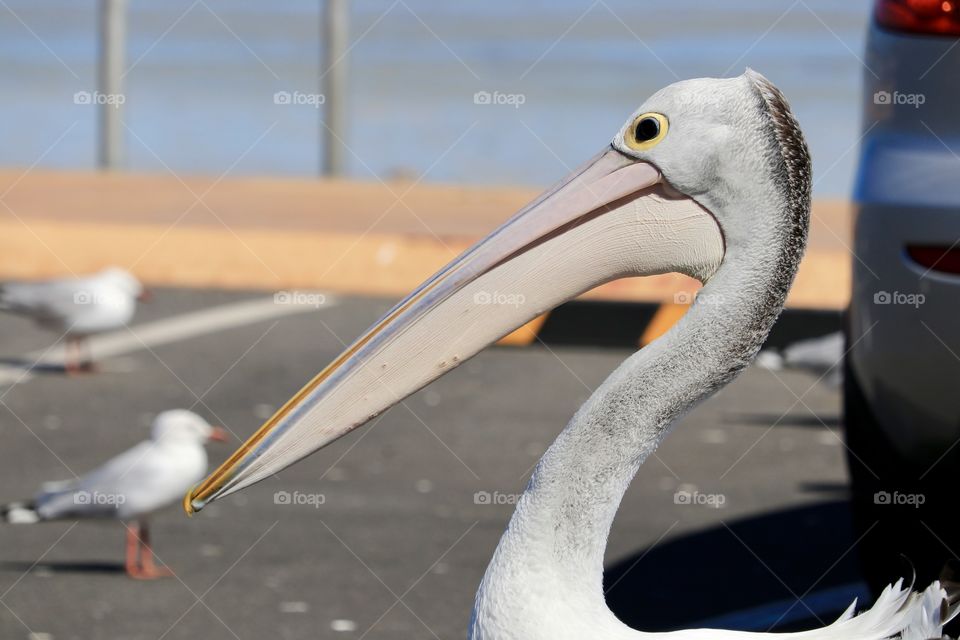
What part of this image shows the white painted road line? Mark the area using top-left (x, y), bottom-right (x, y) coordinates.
top-left (0, 293), bottom-right (338, 387)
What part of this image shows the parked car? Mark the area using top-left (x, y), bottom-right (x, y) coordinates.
top-left (847, 0), bottom-right (960, 595)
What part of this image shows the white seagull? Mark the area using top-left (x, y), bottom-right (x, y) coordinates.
top-left (757, 331), bottom-right (844, 388)
top-left (3, 410), bottom-right (226, 579)
top-left (0, 267), bottom-right (150, 373)
top-left (186, 71), bottom-right (957, 638)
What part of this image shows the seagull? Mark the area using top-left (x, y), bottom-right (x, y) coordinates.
top-left (0, 267), bottom-right (150, 373)
top-left (185, 71), bottom-right (957, 638)
top-left (756, 331), bottom-right (844, 388)
top-left (3, 410), bottom-right (227, 579)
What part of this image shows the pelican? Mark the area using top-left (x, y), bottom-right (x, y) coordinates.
top-left (3, 410), bottom-right (227, 579)
top-left (0, 267), bottom-right (150, 373)
top-left (186, 71), bottom-right (956, 638)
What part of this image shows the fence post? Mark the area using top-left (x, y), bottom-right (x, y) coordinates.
top-left (321, 0), bottom-right (348, 176)
top-left (98, 0), bottom-right (126, 170)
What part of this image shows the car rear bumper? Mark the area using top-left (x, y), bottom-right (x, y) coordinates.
top-left (850, 200), bottom-right (960, 465)
top-left (850, 21), bottom-right (960, 466)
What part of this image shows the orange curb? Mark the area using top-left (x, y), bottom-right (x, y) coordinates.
top-left (0, 169), bottom-right (853, 310)
top-left (639, 303), bottom-right (689, 346)
top-left (497, 315), bottom-right (549, 347)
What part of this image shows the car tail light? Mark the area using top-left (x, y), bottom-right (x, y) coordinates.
top-left (876, 0), bottom-right (960, 36)
top-left (907, 244), bottom-right (960, 274)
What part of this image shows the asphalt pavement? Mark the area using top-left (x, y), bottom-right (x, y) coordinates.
top-left (0, 288), bottom-right (859, 640)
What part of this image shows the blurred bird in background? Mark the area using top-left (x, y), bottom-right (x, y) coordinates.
top-left (756, 332), bottom-right (844, 388)
top-left (0, 267), bottom-right (150, 373)
top-left (2, 410), bottom-right (227, 579)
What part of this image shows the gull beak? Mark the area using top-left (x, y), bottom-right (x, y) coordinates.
top-left (137, 289), bottom-right (153, 303)
top-left (208, 426), bottom-right (229, 443)
top-left (185, 146), bottom-right (725, 514)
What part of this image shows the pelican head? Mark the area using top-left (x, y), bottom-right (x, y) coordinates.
top-left (614, 70), bottom-right (809, 253)
top-left (185, 69), bottom-right (810, 512)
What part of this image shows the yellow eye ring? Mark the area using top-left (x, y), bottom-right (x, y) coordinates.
top-left (625, 112), bottom-right (668, 151)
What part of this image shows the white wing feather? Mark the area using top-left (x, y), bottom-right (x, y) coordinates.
top-left (670, 579), bottom-right (956, 640)
top-left (32, 440), bottom-right (207, 521)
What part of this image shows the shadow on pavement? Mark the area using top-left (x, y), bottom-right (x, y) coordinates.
top-left (0, 560), bottom-right (126, 575)
top-left (604, 500), bottom-right (861, 632)
top-left (724, 412), bottom-right (842, 429)
top-left (0, 357), bottom-right (67, 375)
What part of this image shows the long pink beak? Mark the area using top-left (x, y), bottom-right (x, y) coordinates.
top-left (185, 147), bottom-right (724, 513)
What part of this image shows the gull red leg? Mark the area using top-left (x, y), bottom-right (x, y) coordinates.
top-left (64, 336), bottom-right (96, 374)
top-left (78, 337), bottom-right (95, 372)
top-left (129, 520), bottom-right (173, 580)
top-left (124, 523), bottom-right (141, 577)
top-left (64, 337), bottom-right (79, 375)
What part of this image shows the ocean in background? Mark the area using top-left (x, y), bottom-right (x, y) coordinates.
top-left (0, 0), bottom-right (870, 196)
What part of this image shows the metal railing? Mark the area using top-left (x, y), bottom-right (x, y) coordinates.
top-left (95, 0), bottom-right (349, 176)
top-left (98, 0), bottom-right (125, 169)
top-left (322, 0), bottom-right (348, 176)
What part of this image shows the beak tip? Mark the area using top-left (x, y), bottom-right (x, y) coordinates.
top-left (182, 491), bottom-right (200, 516)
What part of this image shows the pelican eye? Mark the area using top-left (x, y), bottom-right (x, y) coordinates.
top-left (636, 117), bottom-right (659, 140)
top-left (625, 112), bottom-right (668, 151)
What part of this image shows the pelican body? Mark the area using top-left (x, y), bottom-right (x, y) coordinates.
top-left (186, 71), bottom-right (956, 639)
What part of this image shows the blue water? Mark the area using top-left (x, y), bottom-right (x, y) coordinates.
top-left (0, 0), bottom-right (870, 195)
